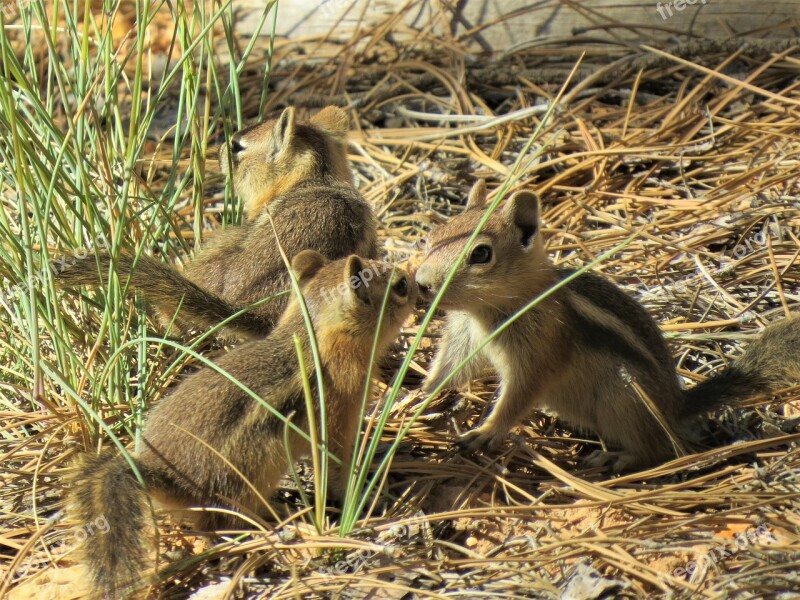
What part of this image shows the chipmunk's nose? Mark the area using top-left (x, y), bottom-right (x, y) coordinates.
top-left (415, 263), bottom-right (437, 301)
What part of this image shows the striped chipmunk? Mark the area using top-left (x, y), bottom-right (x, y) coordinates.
top-left (414, 180), bottom-right (800, 472)
top-left (57, 105), bottom-right (378, 339)
top-left (69, 250), bottom-right (416, 597)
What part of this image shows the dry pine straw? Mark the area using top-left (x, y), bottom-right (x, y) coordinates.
top-left (5, 11), bottom-right (800, 600)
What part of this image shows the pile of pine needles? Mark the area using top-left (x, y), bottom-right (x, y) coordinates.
top-left (3, 2), bottom-right (800, 598)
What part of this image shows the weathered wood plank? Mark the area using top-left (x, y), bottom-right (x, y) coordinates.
top-left (235, 0), bottom-right (800, 50)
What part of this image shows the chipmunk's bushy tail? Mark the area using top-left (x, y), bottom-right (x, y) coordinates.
top-left (69, 450), bottom-right (154, 598)
top-left (56, 253), bottom-right (274, 337)
top-left (682, 317), bottom-right (800, 417)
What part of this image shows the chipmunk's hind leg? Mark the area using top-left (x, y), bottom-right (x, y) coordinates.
top-left (548, 362), bottom-right (681, 473)
top-left (593, 386), bottom-right (681, 472)
top-left (202, 417), bottom-right (310, 528)
top-left (583, 450), bottom-right (645, 473)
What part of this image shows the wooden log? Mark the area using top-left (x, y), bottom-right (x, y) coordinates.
top-left (234, 0), bottom-right (800, 51)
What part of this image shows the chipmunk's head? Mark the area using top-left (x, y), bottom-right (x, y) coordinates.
top-left (219, 106), bottom-right (353, 218)
top-left (288, 250), bottom-right (417, 350)
top-left (415, 180), bottom-right (549, 313)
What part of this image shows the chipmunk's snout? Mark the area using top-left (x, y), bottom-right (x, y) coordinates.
top-left (415, 263), bottom-right (437, 302)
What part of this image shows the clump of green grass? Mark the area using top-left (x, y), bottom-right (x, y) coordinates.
top-left (0, 0), bottom-right (273, 426)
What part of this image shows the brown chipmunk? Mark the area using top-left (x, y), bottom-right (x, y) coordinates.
top-left (415, 180), bottom-right (800, 472)
top-left (69, 250), bottom-right (416, 597)
top-left (57, 105), bottom-right (378, 338)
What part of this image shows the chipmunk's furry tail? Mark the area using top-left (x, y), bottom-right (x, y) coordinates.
top-left (56, 253), bottom-right (274, 337)
top-left (69, 450), bottom-right (154, 598)
top-left (682, 317), bottom-right (800, 416)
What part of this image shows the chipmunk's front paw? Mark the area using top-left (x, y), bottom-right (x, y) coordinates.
top-left (325, 469), bottom-right (348, 506)
top-left (584, 450), bottom-right (641, 474)
top-left (457, 425), bottom-right (504, 453)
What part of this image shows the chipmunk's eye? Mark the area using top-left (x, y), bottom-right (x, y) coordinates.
top-left (230, 139), bottom-right (245, 155)
top-left (392, 277), bottom-right (408, 298)
top-left (469, 245), bottom-right (492, 265)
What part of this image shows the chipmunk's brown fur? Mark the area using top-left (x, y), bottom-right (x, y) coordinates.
top-left (416, 180), bottom-right (800, 472)
top-left (57, 106), bottom-right (377, 338)
top-left (68, 251), bottom-right (416, 597)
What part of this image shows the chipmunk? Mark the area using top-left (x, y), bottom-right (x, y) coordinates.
top-left (56, 105), bottom-right (378, 338)
top-left (68, 250), bottom-right (416, 597)
top-left (415, 180), bottom-right (800, 472)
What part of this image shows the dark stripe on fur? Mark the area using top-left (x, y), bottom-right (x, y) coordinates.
top-left (566, 303), bottom-right (659, 372)
top-left (560, 268), bottom-right (675, 366)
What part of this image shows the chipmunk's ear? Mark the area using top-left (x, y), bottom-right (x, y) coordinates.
top-left (292, 249), bottom-right (327, 284)
top-left (310, 106), bottom-right (349, 141)
top-left (465, 179), bottom-right (488, 211)
top-left (503, 190), bottom-right (540, 248)
top-left (273, 106), bottom-right (297, 153)
top-left (344, 255), bottom-right (371, 305)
